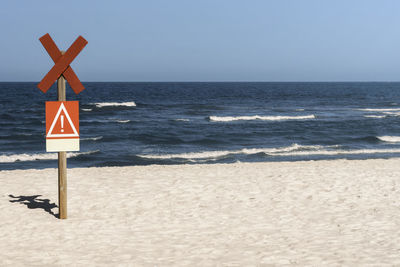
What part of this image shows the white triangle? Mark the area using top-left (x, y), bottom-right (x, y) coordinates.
top-left (47, 103), bottom-right (79, 138)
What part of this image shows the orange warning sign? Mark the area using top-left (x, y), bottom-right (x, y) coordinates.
top-left (46, 101), bottom-right (79, 152)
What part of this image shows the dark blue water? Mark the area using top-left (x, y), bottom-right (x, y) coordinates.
top-left (2, 82), bottom-right (400, 170)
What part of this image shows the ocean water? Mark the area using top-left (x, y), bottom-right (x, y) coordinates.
top-left (2, 82), bottom-right (400, 170)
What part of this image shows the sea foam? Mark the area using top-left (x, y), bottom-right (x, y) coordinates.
top-left (364, 115), bottom-right (386, 119)
top-left (94, 102), bottom-right (136, 108)
top-left (209, 115), bottom-right (315, 122)
top-left (377, 136), bottom-right (400, 143)
top-left (81, 136), bottom-right (103, 141)
top-left (139, 145), bottom-right (400, 161)
top-left (276, 148), bottom-right (400, 157)
top-left (174, 118), bottom-right (190, 122)
top-left (382, 112), bottom-right (400, 116)
top-left (359, 108), bottom-right (400, 112)
top-left (116, 120), bottom-right (130, 123)
top-left (0, 151), bottom-right (99, 163)
top-left (139, 144), bottom-right (324, 160)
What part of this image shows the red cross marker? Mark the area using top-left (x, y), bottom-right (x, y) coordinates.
top-left (37, 33), bottom-right (88, 94)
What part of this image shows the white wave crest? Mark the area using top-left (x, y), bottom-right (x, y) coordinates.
top-left (139, 145), bottom-right (400, 161)
top-left (359, 108), bottom-right (400, 112)
top-left (81, 108), bottom-right (92, 112)
top-left (81, 136), bottom-right (103, 141)
top-left (68, 150), bottom-right (99, 157)
top-left (209, 115), bottom-right (315, 122)
top-left (0, 151), bottom-right (99, 163)
top-left (94, 102), bottom-right (136, 108)
top-left (139, 144), bottom-right (325, 160)
top-left (277, 148), bottom-right (400, 157)
top-left (116, 120), bottom-right (130, 123)
top-left (377, 136), bottom-right (400, 143)
top-left (364, 115), bottom-right (386, 119)
top-left (382, 112), bottom-right (400, 116)
top-left (174, 118), bottom-right (190, 122)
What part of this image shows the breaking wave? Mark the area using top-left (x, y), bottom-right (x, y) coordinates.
top-left (0, 151), bottom-right (99, 163)
top-left (364, 115), bottom-right (386, 119)
top-left (275, 148), bottom-right (400, 157)
top-left (359, 108), bottom-right (400, 112)
top-left (382, 112), bottom-right (400, 116)
top-left (209, 115), bottom-right (315, 122)
top-left (94, 102), bottom-right (136, 108)
top-left (81, 136), bottom-right (103, 141)
top-left (138, 144), bottom-right (400, 161)
top-left (139, 144), bottom-right (327, 159)
top-left (116, 120), bottom-right (130, 123)
top-left (377, 136), bottom-right (400, 143)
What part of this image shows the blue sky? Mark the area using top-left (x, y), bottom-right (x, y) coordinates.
top-left (1, 0), bottom-right (400, 81)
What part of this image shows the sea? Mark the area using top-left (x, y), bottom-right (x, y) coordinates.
top-left (2, 82), bottom-right (400, 170)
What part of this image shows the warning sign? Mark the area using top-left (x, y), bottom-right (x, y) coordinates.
top-left (46, 101), bottom-right (79, 152)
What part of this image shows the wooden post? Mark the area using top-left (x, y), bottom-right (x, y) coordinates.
top-left (57, 51), bottom-right (67, 219)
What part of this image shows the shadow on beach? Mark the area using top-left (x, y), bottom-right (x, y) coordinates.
top-left (9, 194), bottom-right (58, 218)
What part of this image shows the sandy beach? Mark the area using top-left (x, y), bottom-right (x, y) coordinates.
top-left (1, 159), bottom-right (400, 266)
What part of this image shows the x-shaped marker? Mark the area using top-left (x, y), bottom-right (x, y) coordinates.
top-left (37, 33), bottom-right (88, 94)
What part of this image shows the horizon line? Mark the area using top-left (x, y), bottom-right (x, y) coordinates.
top-left (2, 80), bottom-right (400, 83)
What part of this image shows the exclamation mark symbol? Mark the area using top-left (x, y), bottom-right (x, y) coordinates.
top-left (61, 115), bottom-right (64, 132)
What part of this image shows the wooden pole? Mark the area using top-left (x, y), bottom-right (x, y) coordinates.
top-left (57, 51), bottom-right (67, 219)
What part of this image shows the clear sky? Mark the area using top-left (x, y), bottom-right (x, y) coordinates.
top-left (1, 0), bottom-right (400, 82)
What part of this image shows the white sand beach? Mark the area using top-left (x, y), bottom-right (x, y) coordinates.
top-left (1, 159), bottom-right (400, 266)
